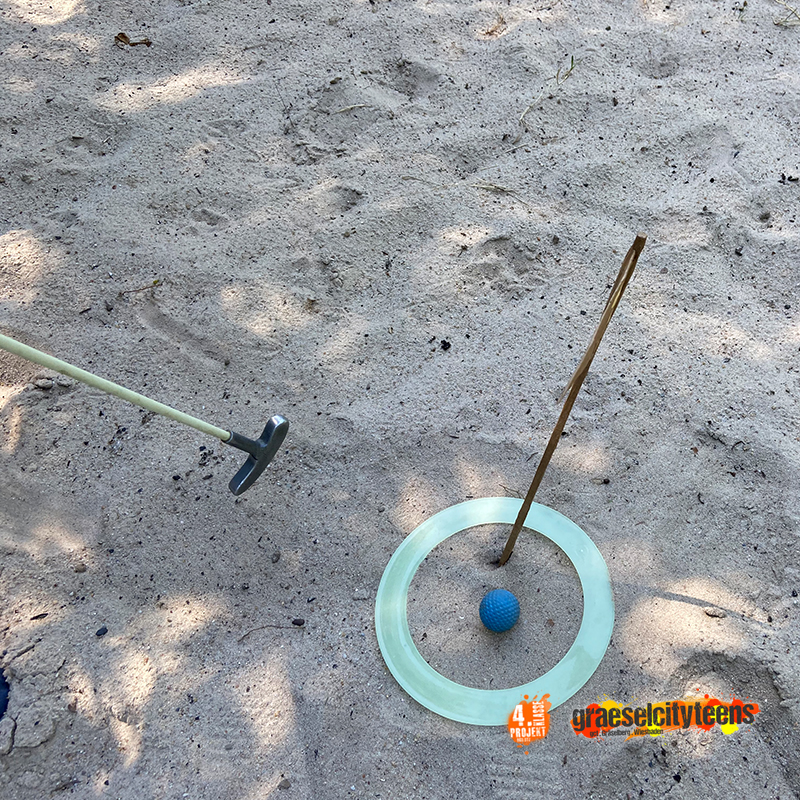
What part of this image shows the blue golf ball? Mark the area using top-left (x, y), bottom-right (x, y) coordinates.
top-left (479, 588), bottom-right (520, 632)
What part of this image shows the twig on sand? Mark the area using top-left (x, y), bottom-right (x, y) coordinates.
top-left (114, 32), bottom-right (152, 48)
top-left (238, 623), bottom-right (304, 642)
top-left (334, 104), bottom-right (370, 114)
top-left (497, 234), bottom-right (647, 566)
top-left (118, 279), bottom-right (162, 297)
top-left (482, 13), bottom-right (507, 38)
top-left (774, 0), bottom-right (800, 25)
top-left (517, 55), bottom-right (577, 139)
top-left (273, 79), bottom-right (298, 134)
top-left (400, 175), bottom-right (534, 209)
top-left (470, 181), bottom-right (534, 209)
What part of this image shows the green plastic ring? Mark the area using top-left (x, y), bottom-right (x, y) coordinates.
top-left (375, 497), bottom-right (614, 726)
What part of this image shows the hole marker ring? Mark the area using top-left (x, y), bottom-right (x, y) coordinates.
top-left (374, 497), bottom-right (614, 726)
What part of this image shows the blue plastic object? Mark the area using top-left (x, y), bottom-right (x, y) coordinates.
top-left (479, 588), bottom-right (520, 632)
top-left (0, 670), bottom-right (8, 719)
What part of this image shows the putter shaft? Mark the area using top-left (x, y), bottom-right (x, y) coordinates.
top-left (0, 332), bottom-right (231, 441)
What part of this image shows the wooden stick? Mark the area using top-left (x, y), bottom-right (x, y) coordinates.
top-left (498, 234), bottom-right (647, 566)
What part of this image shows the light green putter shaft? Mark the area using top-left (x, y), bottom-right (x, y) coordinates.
top-left (0, 332), bottom-right (231, 442)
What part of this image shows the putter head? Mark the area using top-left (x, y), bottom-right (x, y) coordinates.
top-left (225, 415), bottom-right (289, 496)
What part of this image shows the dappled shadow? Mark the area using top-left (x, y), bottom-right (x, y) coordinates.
top-left (2, 0), bottom-right (800, 796)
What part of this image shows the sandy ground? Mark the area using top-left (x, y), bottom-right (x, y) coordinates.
top-left (1, 0), bottom-right (800, 796)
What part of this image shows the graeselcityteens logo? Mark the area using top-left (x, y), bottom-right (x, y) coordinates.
top-left (571, 694), bottom-right (760, 740)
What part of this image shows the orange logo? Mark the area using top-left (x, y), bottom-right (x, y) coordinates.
top-left (508, 694), bottom-right (551, 750)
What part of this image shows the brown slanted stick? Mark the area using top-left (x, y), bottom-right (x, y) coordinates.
top-left (498, 233), bottom-right (647, 566)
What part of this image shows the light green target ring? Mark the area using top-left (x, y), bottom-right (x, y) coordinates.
top-left (375, 497), bottom-right (614, 726)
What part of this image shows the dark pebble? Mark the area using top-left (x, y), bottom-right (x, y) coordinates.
top-left (96, 626), bottom-right (108, 637)
top-left (271, 552), bottom-right (281, 564)
top-left (440, 340), bottom-right (451, 351)
top-left (291, 618), bottom-right (305, 627)
top-left (278, 778), bottom-right (291, 790)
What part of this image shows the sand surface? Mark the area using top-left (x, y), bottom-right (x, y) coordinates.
top-left (1, 0), bottom-right (800, 796)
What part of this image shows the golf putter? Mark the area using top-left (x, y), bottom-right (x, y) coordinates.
top-left (0, 332), bottom-right (288, 495)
